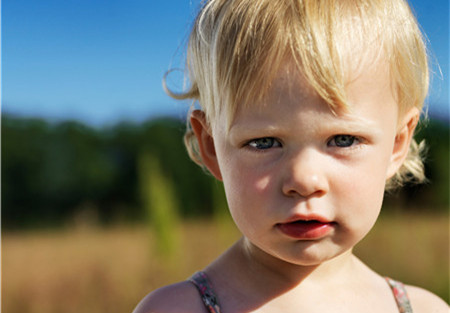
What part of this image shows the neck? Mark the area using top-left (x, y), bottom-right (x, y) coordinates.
top-left (207, 237), bottom-right (367, 312)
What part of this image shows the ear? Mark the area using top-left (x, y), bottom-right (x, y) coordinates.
top-left (386, 107), bottom-right (420, 179)
top-left (190, 110), bottom-right (223, 181)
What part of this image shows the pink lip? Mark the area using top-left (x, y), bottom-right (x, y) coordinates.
top-left (277, 215), bottom-right (335, 240)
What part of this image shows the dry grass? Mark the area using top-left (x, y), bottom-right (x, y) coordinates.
top-left (2, 213), bottom-right (448, 312)
top-left (354, 212), bottom-right (449, 301)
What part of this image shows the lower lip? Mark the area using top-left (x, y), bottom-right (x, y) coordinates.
top-left (277, 221), bottom-right (335, 240)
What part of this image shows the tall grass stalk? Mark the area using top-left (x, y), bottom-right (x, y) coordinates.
top-left (138, 152), bottom-right (180, 261)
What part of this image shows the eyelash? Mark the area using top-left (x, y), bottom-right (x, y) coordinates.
top-left (245, 135), bottom-right (361, 151)
top-left (327, 135), bottom-right (360, 148)
top-left (246, 137), bottom-right (282, 150)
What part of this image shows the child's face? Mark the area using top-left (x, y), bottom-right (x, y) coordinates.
top-left (193, 59), bottom-right (417, 266)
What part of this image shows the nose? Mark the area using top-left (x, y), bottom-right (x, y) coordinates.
top-left (281, 148), bottom-right (329, 198)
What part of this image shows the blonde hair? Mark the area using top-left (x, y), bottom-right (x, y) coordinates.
top-left (166, 0), bottom-right (429, 189)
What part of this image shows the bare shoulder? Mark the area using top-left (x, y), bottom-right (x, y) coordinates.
top-left (132, 281), bottom-right (206, 313)
top-left (405, 285), bottom-right (449, 313)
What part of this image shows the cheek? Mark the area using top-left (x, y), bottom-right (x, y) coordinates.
top-left (221, 161), bottom-right (275, 230)
top-left (225, 172), bottom-right (270, 215)
top-left (342, 145), bottom-right (392, 196)
top-left (222, 157), bottom-right (274, 200)
top-left (334, 158), bottom-right (388, 229)
top-left (254, 175), bottom-right (271, 192)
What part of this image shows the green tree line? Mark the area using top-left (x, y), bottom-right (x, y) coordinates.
top-left (2, 114), bottom-right (448, 230)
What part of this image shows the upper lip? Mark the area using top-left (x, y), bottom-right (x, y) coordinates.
top-left (279, 214), bottom-right (333, 224)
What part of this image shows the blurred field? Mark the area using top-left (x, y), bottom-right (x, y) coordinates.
top-left (2, 212), bottom-right (449, 313)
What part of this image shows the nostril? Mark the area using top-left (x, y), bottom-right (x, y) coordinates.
top-left (281, 151), bottom-right (329, 197)
top-left (282, 174), bottom-right (329, 198)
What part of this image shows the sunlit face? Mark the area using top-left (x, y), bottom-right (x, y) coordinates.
top-left (200, 59), bottom-right (413, 266)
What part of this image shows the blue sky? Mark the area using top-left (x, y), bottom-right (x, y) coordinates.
top-left (2, 0), bottom-right (449, 126)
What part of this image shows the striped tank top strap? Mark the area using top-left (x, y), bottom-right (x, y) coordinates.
top-left (189, 271), bottom-right (222, 313)
top-left (385, 277), bottom-right (413, 313)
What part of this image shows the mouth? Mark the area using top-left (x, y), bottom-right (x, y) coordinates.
top-left (276, 217), bottom-right (336, 240)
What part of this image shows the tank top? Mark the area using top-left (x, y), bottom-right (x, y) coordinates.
top-left (189, 271), bottom-right (413, 313)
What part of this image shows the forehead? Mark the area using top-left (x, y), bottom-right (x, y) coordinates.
top-left (222, 54), bottom-right (396, 130)
top-left (217, 28), bottom-right (392, 128)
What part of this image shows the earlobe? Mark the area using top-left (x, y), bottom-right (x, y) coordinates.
top-left (190, 110), bottom-right (223, 181)
top-left (386, 108), bottom-right (420, 179)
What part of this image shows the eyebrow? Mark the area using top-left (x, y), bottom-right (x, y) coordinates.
top-left (334, 114), bottom-right (386, 134)
top-left (228, 115), bottom-right (384, 139)
top-left (228, 122), bottom-right (280, 136)
top-left (227, 123), bottom-right (280, 144)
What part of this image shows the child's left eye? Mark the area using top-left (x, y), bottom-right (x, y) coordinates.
top-left (328, 135), bottom-right (358, 148)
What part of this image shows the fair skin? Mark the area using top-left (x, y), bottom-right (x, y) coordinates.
top-left (134, 59), bottom-right (448, 312)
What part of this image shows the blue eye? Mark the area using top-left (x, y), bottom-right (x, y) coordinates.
top-left (248, 137), bottom-right (281, 150)
top-left (329, 135), bottom-right (357, 147)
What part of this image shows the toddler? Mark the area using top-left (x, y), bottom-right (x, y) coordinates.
top-left (134, 0), bottom-right (448, 312)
